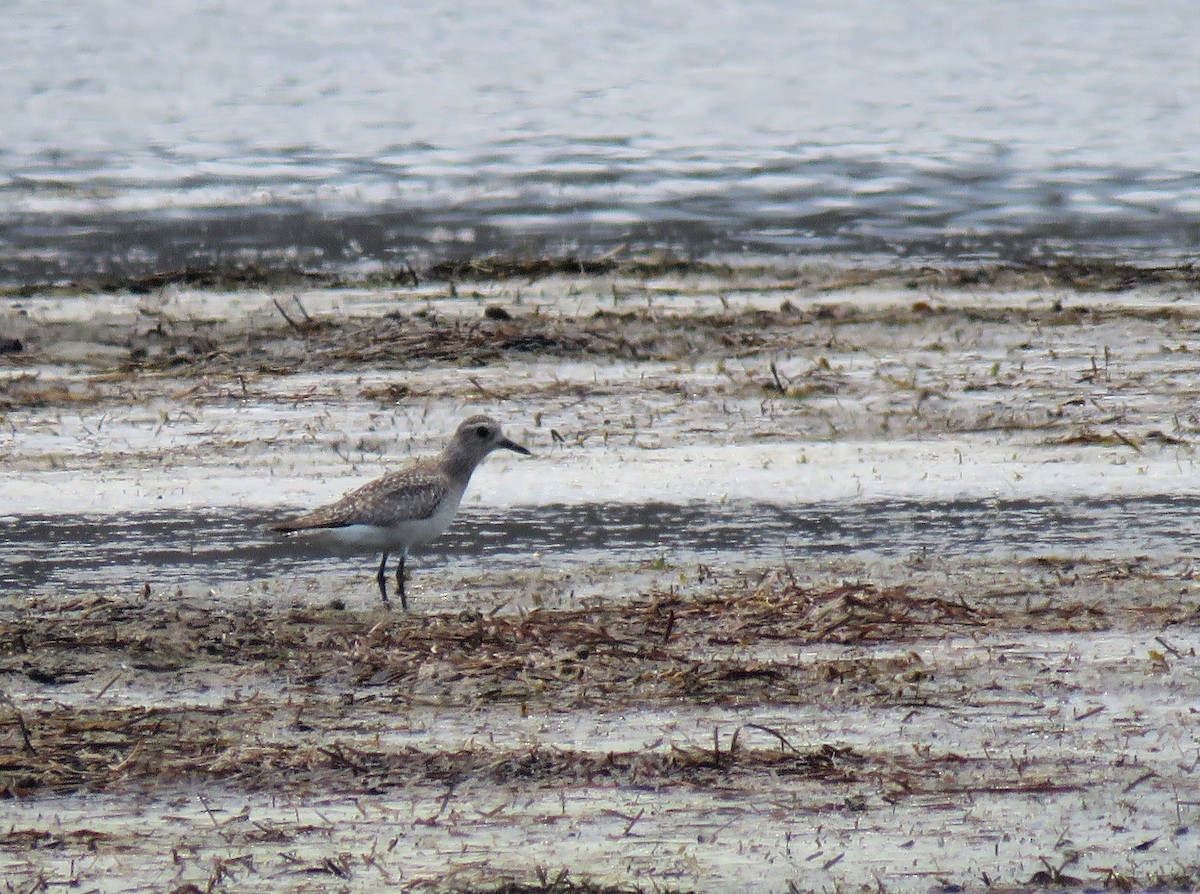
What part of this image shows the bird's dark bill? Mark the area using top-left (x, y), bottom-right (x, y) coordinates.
top-left (500, 437), bottom-right (532, 455)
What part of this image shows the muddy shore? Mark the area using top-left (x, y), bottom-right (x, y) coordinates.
top-left (3, 259), bottom-right (1200, 893)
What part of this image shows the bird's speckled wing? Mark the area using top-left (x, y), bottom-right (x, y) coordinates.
top-left (272, 465), bottom-right (450, 532)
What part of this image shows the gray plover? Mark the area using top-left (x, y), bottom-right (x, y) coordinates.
top-left (271, 415), bottom-right (531, 609)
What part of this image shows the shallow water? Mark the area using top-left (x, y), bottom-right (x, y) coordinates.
top-left (4, 495), bottom-right (1197, 597)
top-left (4, 0), bottom-right (1200, 282)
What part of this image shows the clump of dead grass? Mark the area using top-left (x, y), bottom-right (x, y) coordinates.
top-left (4, 570), bottom-right (1186, 802)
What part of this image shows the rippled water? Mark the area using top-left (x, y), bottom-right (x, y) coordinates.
top-left (3, 0), bottom-right (1199, 283)
top-left (3, 497), bottom-right (1196, 596)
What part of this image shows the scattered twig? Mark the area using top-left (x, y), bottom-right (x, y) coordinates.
top-left (272, 297), bottom-right (304, 333)
top-left (1123, 770), bottom-right (1159, 793)
top-left (197, 793), bottom-right (222, 828)
top-left (1112, 429), bottom-right (1142, 453)
top-left (0, 693), bottom-right (36, 754)
top-left (1154, 635), bottom-right (1182, 658)
top-left (622, 808), bottom-right (645, 836)
top-left (742, 723), bottom-right (799, 753)
top-left (290, 294), bottom-right (313, 324)
top-left (768, 361), bottom-right (787, 393)
top-left (467, 376), bottom-right (509, 401)
top-left (95, 672), bottom-right (123, 699)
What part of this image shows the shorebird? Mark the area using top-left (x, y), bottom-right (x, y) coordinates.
top-left (271, 415), bottom-right (531, 609)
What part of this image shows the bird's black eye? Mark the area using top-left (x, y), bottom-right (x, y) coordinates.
top-left (476, 425), bottom-right (490, 438)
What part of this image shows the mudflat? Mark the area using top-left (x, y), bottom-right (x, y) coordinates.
top-left (3, 260), bottom-right (1199, 892)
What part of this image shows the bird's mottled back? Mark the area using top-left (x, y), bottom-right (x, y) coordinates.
top-left (271, 462), bottom-right (451, 532)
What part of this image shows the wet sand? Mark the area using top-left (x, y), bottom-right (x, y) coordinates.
top-left (3, 261), bottom-right (1200, 892)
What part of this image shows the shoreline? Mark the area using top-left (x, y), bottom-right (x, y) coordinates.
top-left (3, 251), bottom-right (1199, 298)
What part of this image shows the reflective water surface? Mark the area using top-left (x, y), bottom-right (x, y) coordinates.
top-left (3, 0), bottom-right (1199, 281)
top-left (3, 496), bottom-right (1196, 596)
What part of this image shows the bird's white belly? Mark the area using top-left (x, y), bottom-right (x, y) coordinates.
top-left (317, 491), bottom-right (463, 554)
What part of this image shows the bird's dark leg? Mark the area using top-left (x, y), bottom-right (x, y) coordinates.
top-left (396, 554), bottom-right (408, 612)
top-left (376, 552), bottom-right (391, 605)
